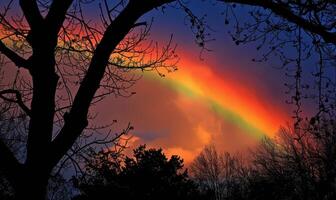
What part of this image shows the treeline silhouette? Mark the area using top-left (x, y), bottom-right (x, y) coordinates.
top-left (72, 145), bottom-right (203, 200)
top-left (68, 118), bottom-right (336, 200)
top-left (1, 117), bottom-right (335, 200)
top-left (0, 1), bottom-right (335, 199)
top-left (191, 120), bottom-right (336, 200)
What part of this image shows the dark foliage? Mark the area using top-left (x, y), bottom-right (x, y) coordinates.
top-left (73, 145), bottom-right (203, 200)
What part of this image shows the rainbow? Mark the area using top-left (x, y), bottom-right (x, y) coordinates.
top-left (143, 58), bottom-right (287, 139)
top-left (1, 28), bottom-right (286, 139)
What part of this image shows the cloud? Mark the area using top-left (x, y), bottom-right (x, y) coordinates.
top-left (94, 74), bottom-right (261, 164)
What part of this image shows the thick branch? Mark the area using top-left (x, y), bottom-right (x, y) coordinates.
top-left (45, 0), bottom-right (74, 37)
top-left (19, 0), bottom-right (43, 29)
top-left (0, 40), bottom-right (30, 69)
top-left (50, 0), bottom-right (175, 168)
top-left (24, 0), bottom-right (74, 169)
top-left (223, 0), bottom-right (336, 45)
top-left (0, 89), bottom-right (31, 117)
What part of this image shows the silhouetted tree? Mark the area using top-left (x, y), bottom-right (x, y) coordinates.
top-left (221, 0), bottom-right (336, 127)
top-left (191, 119), bottom-right (336, 200)
top-left (247, 119), bottom-right (336, 200)
top-left (0, 0), bottom-right (207, 199)
top-left (191, 145), bottom-right (224, 200)
top-left (221, 1), bottom-right (336, 45)
top-left (190, 145), bottom-right (248, 200)
top-left (73, 145), bottom-right (201, 200)
top-left (215, 4), bottom-right (336, 199)
top-left (1, 1), bottom-right (335, 199)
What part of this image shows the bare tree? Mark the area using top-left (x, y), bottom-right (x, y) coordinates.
top-left (214, 4), bottom-right (336, 199)
top-left (191, 145), bottom-right (223, 200)
top-left (219, 0), bottom-right (336, 125)
top-left (0, 1), bottom-right (334, 199)
top-left (249, 120), bottom-right (336, 200)
top-left (220, 1), bottom-right (336, 45)
top-left (191, 2), bottom-right (336, 199)
top-left (0, 0), bottom-right (209, 199)
top-left (190, 145), bottom-right (246, 200)
top-left (191, 122), bottom-right (336, 200)
top-left (215, 5), bottom-right (336, 198)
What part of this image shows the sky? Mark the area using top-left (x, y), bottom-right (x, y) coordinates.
top-left (0, 0), bottom-right (298, 164)
top-left (90, 1), bottom-right (294, 163)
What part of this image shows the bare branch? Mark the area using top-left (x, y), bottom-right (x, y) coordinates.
top-left (222, 0), bottom-right (336, 44)
top-left (45, 0), bottom-right (74, 36)
top-left (0, 40), bottom-right (30, 69)
top-left (0, 89), bottom-right (31, 117)
top-left (19, 0), bottom-right (43, 29)
top-left (50, 0), bottom-right (176, 168)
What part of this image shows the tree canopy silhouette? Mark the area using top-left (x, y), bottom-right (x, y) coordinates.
top-left (73, 145), bottom-right (201, 200)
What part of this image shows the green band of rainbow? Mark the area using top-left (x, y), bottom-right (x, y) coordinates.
top-left (142, 59), bottom-right (285, 139)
